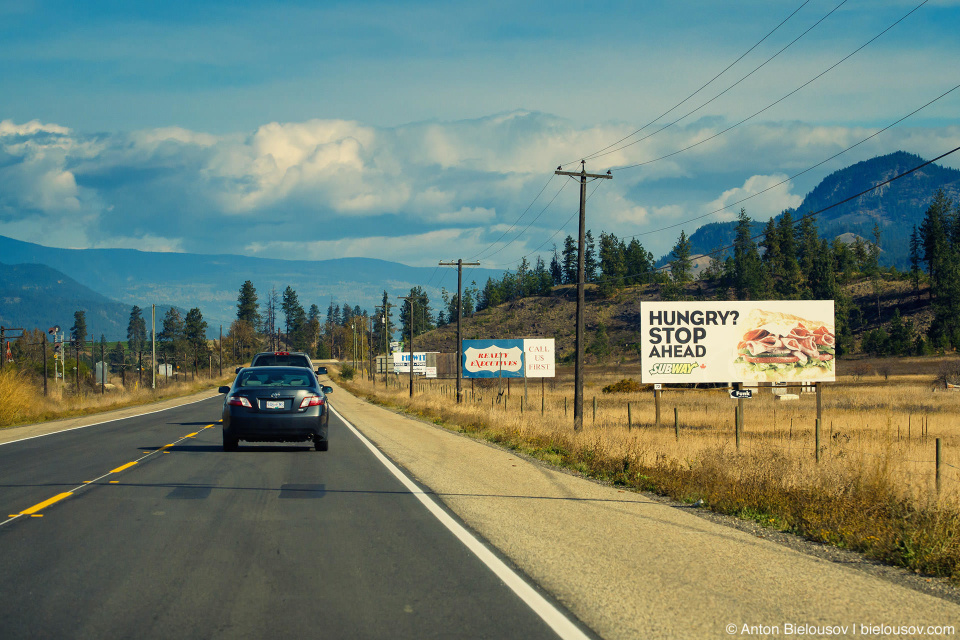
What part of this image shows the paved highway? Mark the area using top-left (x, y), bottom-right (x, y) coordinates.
top-left (0, 396), bottom-right (589, 639)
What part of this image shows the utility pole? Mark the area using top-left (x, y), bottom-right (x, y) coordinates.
top-left (151, 304), bottom-right (156, 390)
top-left (555, 160), bottom-right (612, 431)
top-left (219, 325), bottom-right (223, 376)
top-left (397, 296), bottom-right (416, 397)
top-left (439, 259), bottom-right (480, 403)
top-left (376, 303), bottom-right (392, 388)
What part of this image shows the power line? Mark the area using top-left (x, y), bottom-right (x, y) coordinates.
top-left (476, 2), bottom-right (815, 265)
top-left (620, 80), bottom-right (960, 242)
top-left (611, 0), bottom-right (929, 172)
top-left (571, 0), bottom-right (836, 166)
top-left (467, 174), bottom-right (558, 261)
top-left (654, 144), bottom-right (960, 275)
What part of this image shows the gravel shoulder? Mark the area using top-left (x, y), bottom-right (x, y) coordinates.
top-left (330, 381), bottom-right (960, 639)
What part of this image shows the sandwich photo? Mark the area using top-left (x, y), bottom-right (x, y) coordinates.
top-left (734, 308), bottom-right (835, 381)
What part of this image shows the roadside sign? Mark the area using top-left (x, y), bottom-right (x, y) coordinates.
top-left (730, 389), bottom-right (753, 399)
top-left (654, 383), bottom-right (662, 390)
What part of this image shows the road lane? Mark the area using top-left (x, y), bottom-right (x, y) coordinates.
top-left (0, 397), bottom-right (583, 639)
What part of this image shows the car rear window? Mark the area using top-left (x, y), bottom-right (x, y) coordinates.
top-left (251, 354), bottom-right (311, 367)
top-left (238, 370), bottom-right (314, 388)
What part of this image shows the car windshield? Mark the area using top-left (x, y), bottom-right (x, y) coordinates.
top-left (237, 369), bottom-right (314, 388)
top-left (252, 354), bottom-right (311, 367)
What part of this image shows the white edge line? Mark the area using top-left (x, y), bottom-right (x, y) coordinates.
top-left (330, 405), bottom-right (591, 640)
top-left (0, 395), bottom-right (220, 447)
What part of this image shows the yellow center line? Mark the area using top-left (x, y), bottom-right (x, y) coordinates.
top-left (19, 492), bottom-right (73, 515)
top-left (4, 418), bottom-right (218, 527)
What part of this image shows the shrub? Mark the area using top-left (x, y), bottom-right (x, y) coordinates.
top-left (339, 364), bottom-right (355, 381)
top-left (602, 378), bottom-right (642, 394)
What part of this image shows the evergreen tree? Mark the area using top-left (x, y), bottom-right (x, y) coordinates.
top-left (70, 310), bottom-right (87, 351)
top-left (158, 307), bottom-right (184, 362)
top-left (549, 244), bottom-right (563, 285)
top-left (624, 238), bottom-right (653, 286)
top-left (598, 231), bottom-right (626, 296)
top-left (796, 216), bottom-right (820, 290)
top-left (669, 230), bottom-right (692, 284)
top-left (584, 230), bottom-right (598, 281)
top-left (127, 306), bottom-right (147, 359)
top-left (398, 286), bottom-right (433, 339)
top-left (909, 225), bottom-right (922, 302)
top-left (237, 281), bottom-right (260, 327)
top-left (561, 235), bottom-right (577, 284)
top-left (733, 209), bottom-right (765, 299)
top-left (184, 308), bottom-right (208, 372)
top-left (533, 256), bottom-right (552, 296)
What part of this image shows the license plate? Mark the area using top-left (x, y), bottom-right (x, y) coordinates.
top-left (265, 400), bottom-right (284, 409)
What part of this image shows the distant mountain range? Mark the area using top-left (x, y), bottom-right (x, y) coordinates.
top-left (0, 236), bottom-right (505, 339)
top-left (0, 262), bottom-right (133, 339)
top-left (669, 151), bottom-right (960, 268)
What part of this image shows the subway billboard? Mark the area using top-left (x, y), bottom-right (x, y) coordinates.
top-left (640, 301), bottom-right (836, 384)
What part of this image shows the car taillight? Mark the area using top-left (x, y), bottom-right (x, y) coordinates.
top-left (227, 396), bottom-right (252, 408)
top-left (300, 395), bottom-right (322, 408)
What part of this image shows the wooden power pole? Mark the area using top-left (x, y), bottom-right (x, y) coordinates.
top-left (397, 296), bottom-right (416, 397)
top-left (439, 259), bottom-right (480, 403)
top-left (555, 160), bottom-right (612, 431)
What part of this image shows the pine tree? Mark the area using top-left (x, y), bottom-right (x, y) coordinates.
top-left (184, 308), bottom-right (208, 372)
top-left (598, 231), bottom-right (626, 297)
top-left (733, 209), bottom-right (765, 299)
top-left (127, 306), bottom-right (147, 359)
top-left (669, 230), bottom-right (692, 284)
top-left (70, 310), bottom-right (87, 349)
top-left (237, 281), bottom-right (260, 327)
top-left (549, 244), bottom-right (563, 285)
top-left (584, 230), bottom-right (598, 281)
top-left (909, 225), bottom-right (922, 302)
top-left (624, 238), bottom-right (653, 286)
top-left (561, 235), bottom-right (577, 284)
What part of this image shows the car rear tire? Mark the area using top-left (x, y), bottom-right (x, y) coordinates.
top-left (223, 435), bottom-right (239, 451)
top-left (313, 437), bottom-right (328, 451)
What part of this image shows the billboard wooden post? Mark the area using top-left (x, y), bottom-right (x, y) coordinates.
top-left (654, 387), bottom-right (661, 428)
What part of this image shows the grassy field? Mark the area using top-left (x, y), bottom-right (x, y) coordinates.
top-left (339, 359), bottom-right (960, 580)
top-left (0, 367), bottom-right (234, 429)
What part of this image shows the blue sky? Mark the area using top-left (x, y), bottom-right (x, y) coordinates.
top-left (1, 0), bottom-right (959, 277)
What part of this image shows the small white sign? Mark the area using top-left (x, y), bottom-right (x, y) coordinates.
top-left (654, 383), bottom-right (662, 390)
top-left (523, 338), bottom-right (556, 378)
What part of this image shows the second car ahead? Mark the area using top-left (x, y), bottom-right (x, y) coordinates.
top-left (219, 366), bottom-right (333, 452)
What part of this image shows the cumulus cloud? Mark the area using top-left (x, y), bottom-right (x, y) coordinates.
top-left (0, 112), bottom-right (958, 266)
top-left (705, 174), bottom-right (804, 222)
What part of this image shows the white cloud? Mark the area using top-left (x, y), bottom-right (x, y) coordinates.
top-left (706, 174), bottom-right (803, 222)
top-left (0, 112), bottom-right (958, 267)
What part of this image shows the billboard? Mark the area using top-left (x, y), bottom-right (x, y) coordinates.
top-left (640, 301), bottom-right (835, 384)
top-left (462, 339), bottom-right (556, 378)
top-left (393, 351), bottom-right (438, 378)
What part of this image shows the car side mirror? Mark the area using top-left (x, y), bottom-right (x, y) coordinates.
top-left (235, 366), bottom-right (243, 374)
top-left (316, 367), bottom-right (327, 375)
top-left (322, 386), bottom-right (333, 394)
top-left (218, 386), bottom-right (231, 394)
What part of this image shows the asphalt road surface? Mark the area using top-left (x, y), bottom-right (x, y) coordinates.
top-left (0, 396), bottom-right (589, 639)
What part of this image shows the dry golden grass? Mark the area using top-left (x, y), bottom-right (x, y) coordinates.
top-left (340, 366), bottom-right (960, 580)
top-left (0, 368), bottom-right (234, 430)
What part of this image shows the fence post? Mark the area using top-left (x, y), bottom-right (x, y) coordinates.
top-left (674, 407), bottom-right (679, 440)
top-left (655, 388), bottom-right (661, 428)
top-left (565, 397), bottom-right (567, 417)
top-left (735, 406), bottom-right (740, 451)
top-left (627, 403), bottom-right (632, 431)
top-left (520, 396), bottom-right (524, 415)
top-left (593, 396), bottom-right (597, 424)
top-left (936, 437), bottom-right (942, 494)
